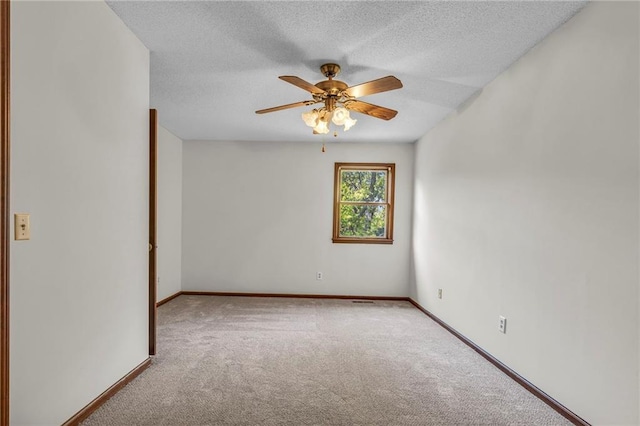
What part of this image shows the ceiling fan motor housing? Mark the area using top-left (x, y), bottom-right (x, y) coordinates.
top-left (315, 80), bottom-right (348, 97)
top-left (316, 63), bottom-right (349, 101)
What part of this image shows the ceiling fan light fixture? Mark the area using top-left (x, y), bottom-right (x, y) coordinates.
top-left (320, 109), bottom-right (332, 123)
top-left (313, 119), bottom-right (330, 134)
top-left (258, 63), bottom-right (402, 135)
top-left (343, 116), bottom-right (357, 131)
top-left (302, 109), bottom-right (319, 127)
top-left (331, 107), bottom-right (349, 126)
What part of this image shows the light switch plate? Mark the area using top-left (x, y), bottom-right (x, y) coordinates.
top-left (14, 213), bottom-right (30, 240)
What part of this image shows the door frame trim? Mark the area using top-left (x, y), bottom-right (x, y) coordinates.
top-left (1, 2), bottom-right (10, 424)
top-left (148, 109), bottom-right (157, 355)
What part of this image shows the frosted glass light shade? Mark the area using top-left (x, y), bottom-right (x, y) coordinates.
top-left (331, 107), bottom-right (349, 126)
top-left (313, 120), bottom-right (330, 134)
top-left (343, 116), bottom-right (357, 131)
top-left (302, 109), bottom-right (319, 127)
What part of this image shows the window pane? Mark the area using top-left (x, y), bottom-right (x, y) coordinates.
top-left (339, 204), bottom-right (387, 238)
top-left (340, 170), bottom-right (387, 202)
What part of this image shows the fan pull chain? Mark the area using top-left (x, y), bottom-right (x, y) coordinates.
top-left (321, 143), bottom-right (326, 153)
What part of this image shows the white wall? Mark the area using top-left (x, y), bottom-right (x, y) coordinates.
top-left (11, 2), bottom-right (149, 424)
top-left (411, 2), bottom-right (639, 424)
top-left (157, 125), bottom-right (183, 301)
top-left (182, 141), bottom-right (413, 297)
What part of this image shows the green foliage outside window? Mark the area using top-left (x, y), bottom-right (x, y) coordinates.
top-left (339, 170), bottom-right (387, 237)
top-left (332, 163), bottom-right (395, 244)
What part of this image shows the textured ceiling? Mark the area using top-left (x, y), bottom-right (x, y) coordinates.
top-left (106, 1), bottom-right (586, 143)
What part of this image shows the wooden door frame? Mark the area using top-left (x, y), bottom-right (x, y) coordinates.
top-left (149, 109), bottom-right (157, 355)
top-left (1, 2), bottom-right (10, 425)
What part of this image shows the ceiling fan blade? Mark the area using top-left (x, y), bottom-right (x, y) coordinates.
top-left (279, 76), bottom-right (326, 95)
top-left (255, 100), bottom-right (318, 114)
top-left (344, 76), bottom-right (403, 98)
top-left (345, 100), bottom-right (398, 121)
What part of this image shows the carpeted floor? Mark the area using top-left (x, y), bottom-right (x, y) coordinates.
top-left (82, 295), bottom-right (571, 425)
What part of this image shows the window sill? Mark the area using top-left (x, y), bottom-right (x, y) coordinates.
top-left (332, 238), bottom-right (394, 245)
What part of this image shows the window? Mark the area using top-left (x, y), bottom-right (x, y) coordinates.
top-left (332, 163), bottom-right (395, 244)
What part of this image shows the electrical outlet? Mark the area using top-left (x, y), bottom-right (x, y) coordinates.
top-left (499, 316), bottom-right (507, 334)
top-left (316, 272), bottom-right (323, 280)
top-left (438, 289), bottom-right (443, 299)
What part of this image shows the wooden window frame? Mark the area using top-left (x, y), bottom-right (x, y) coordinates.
top-left (332, 162), bottom-right (395, 244)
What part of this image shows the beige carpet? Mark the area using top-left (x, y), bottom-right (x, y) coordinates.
top-left (82, 295), bottom-right (571, 425)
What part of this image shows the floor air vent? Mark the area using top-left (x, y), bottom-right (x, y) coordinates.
top-left (352, 300), bottom-right (374, 304)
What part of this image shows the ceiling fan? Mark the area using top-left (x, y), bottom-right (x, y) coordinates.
top-left (255, 63), bottom-right (403, 134)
